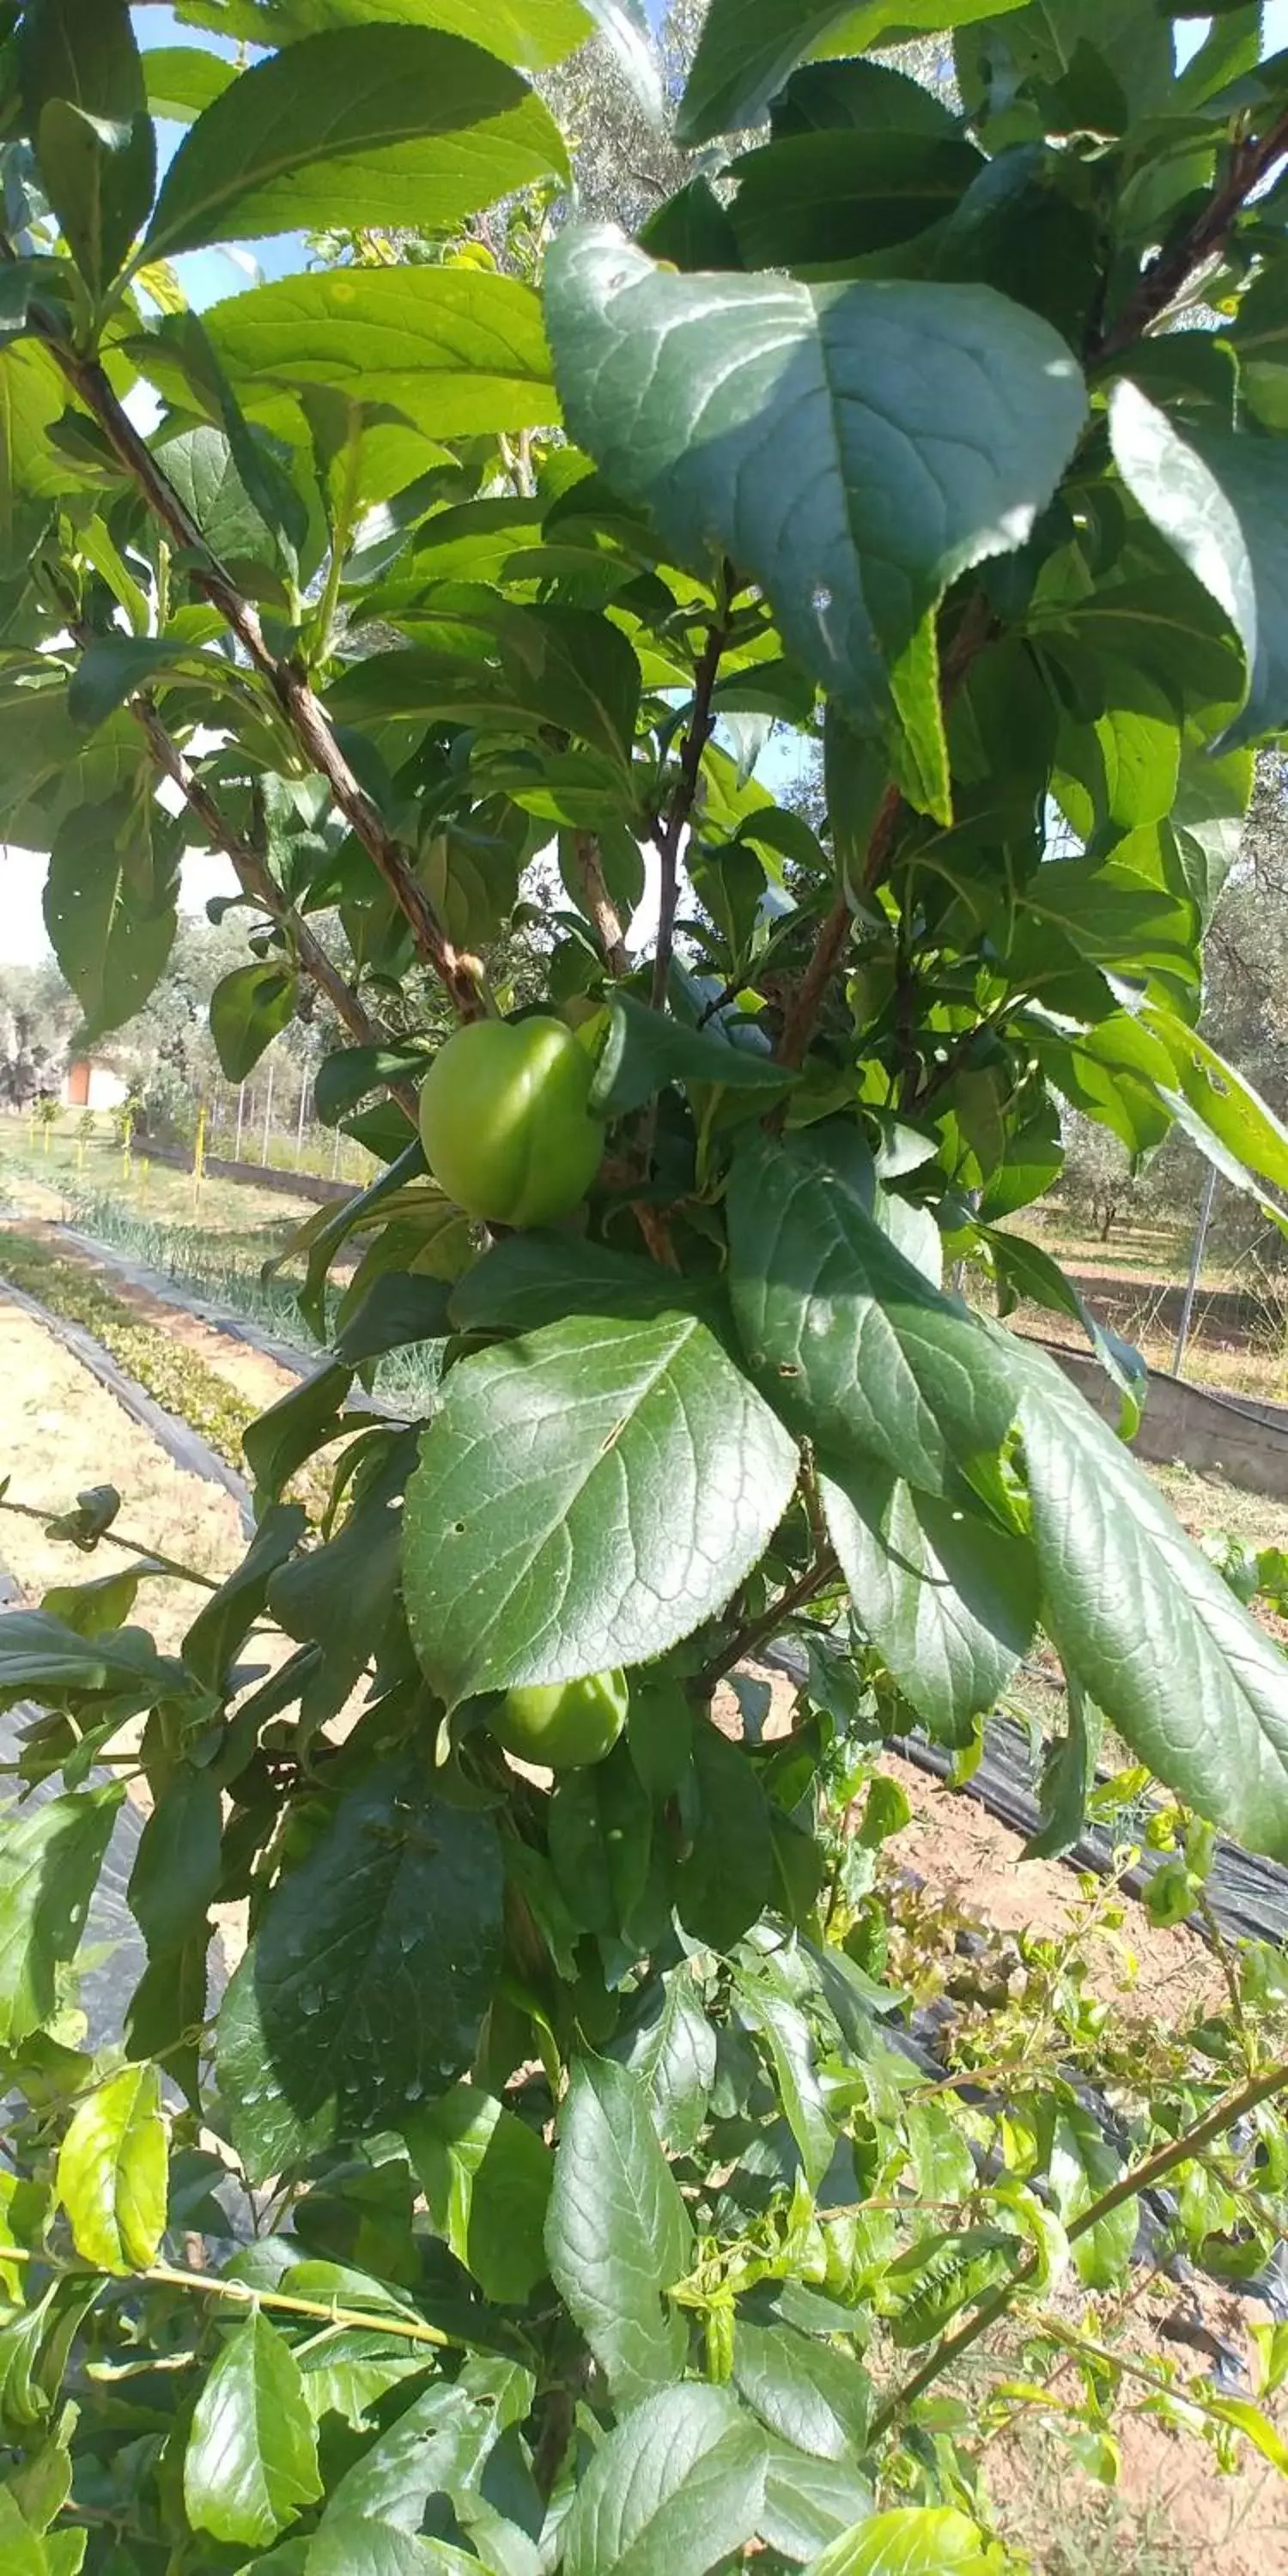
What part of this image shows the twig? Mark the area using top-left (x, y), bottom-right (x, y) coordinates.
top-left (25, 309), bottom-right (485, 1024)
top-left (1097, 107), bottom-right (1288, 359)
top-left (650, 598), bottom-right (732, 1011)
top-left (0, 1495), bottom-right (219, 1590)
top-left (776, 787), bottom-right (902, 1071)
top-left (571, 832), bottom-right (629, 976)
top-left (699, 1549), bottom-right (841, 1694)
top-left (0, 2242), bottom-right (455, 2350)
top-left (870, 2056), bottom-right (1288, 2439)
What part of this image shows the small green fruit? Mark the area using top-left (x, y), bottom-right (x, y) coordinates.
top-left (418, 1015), bottom-right (604, 1227)
top-left (491, 1669), bottom-right (629, 1771)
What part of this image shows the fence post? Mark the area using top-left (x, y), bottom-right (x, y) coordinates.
top-left (295, 1077), bottom-right (308, 1170)
top-left (192, 1104), bottom-right (207, 1213)
top-left (234, 1080), bottom-right (246, 1161)
top-left (261, 1059), bottom-right (275, 1167)
top-left (1173, 1163), bottom-right (1218, 1379)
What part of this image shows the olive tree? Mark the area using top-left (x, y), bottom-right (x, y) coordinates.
top-left (2, 1), bottom-right (1288, 2567)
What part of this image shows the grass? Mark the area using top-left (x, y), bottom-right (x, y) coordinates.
top-left (15, 1103), bottom-right (374, 1189)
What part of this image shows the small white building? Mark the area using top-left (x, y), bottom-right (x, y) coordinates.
top-left (60, 1056), bottom-right (129, 1114)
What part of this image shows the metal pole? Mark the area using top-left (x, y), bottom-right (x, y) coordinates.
top-left (295, 1074), bottom-right (308, 1169)
top-left (1172, 1163), bottom-right (1218, 1379)
top-left (262, 1058), bottom-right (275, 1167)
top-left (234, 1081), bottom-right (246, 1161)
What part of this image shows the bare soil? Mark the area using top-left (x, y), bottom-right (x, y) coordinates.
top-left (0, 1298), bottom-right (246, 1656)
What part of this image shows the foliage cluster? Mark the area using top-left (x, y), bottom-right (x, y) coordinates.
top-left (3, 1), bottom-right (1288, 2568)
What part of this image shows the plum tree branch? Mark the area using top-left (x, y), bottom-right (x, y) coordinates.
top-left (25, 303), bottom-right (486, 1024)
top-left (1097, 106), bottom-right (1288, 357)
top-left (571, 831), bottom-right (629, 976)
top-left (870, 2056), bottom-right (1288, 2440)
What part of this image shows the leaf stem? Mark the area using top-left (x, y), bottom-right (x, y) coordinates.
top-left (869, 2057), bottom-right (1288, 2439)
top-left (0, 2241), bottom-right (458, 2350)
top-left (0, 1495), bottom-right (221, 1590)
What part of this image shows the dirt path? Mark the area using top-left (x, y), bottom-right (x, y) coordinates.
top-left (0, 1301), bottom-right (246, 1656)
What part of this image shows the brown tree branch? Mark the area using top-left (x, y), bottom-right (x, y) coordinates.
top-left (571, 831), bottom-right (629, 976)
top-left (1097, 106), bottom-right (1288, 359)
top-left (30, 319), bottom-right (485, 1024)
top-left (698, 1548), bottom-right (841, 1695)
top-left (650, 600), bottom-right (731, 1011)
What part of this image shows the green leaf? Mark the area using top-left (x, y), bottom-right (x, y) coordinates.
top-left (732, 2320), bottom-right (869, 2463)
top-left (560, 2385), bottom-right (767, 2576)
top-left (726, 1133), bottom-right (1017, 1495)
top-left (216, 1761), bottom-right (503, 2182)
top-left (0, 2493), bottom-right (52, 2576)
top-left (1109, 381), bottom-right (1288, 747)
top-left (581, 0), bottom-right (663, 117)
top-left (184, 2312), bottom-right (321, 2550)
top-left (448, 1230), bottom-right (720, 1335)
top-left (21, 0), bottom-right (155, 295)
top-left (404, 2086), bottom-right (551, 2306)
top-left (1012, 1336), bottom-right (1288, 1862)
top-left (307, 2523), bottom-right (476, 2574)
top-left (805, 2506), bottom-right (992, 2575)
top-left (0, 345), bottom-right (76, 579)
top-left (0, 1784), bottom-right (123, 2047)
top-left (210, 962), bottom-right (299, 1083)
top-left (677, 0), bottom-right (1028, 145)
top-left (674, 1722), bottom-right (775, 1954)
top-left (759, 2445), bottom-right (875, 2564)
top-left (182, 1502), bottom-right (308, 1691)
top-left (320, 2379), bottom-right (489, 2534)
top-left (336, 1273), bottom-right (454, 1364)
top-left (547, 227), bottom-right (1084, 733)
top-left (138, 27), bottom-right (564, 266)
top-left (44, 791), bottom-right (179, 1043)
top-left (611, 1970), bottom-right (715, 2155)
top-left (1142, 1003), bottom-right (1288, 1204)
top-left (1027, 1677), bottom-right (1104, 1863)
top-left (821, 1465), bottom-right (1037, 1743)
top-left (332, 603), bottom-right (641, 775)
top-left (1045, 2102), bottom-right (1138, 2293)
top-left (127, 1762), bottom-right (223, 1953)
top-left (41, 1564), bottom-right (140, 1639)
top-left (241, 1361), bottom-right (353, 1510)
top-left (66, 636), bottom-right (200, 730)
top-left (55, 2063), bottom-right (167, 2275)
top-left (157, 422), bottom-right (284, 568)
top-left (189, 264), bottom-right (555, 449)
top-left (143, 44), bottom-right (237, 122)
top-left (403, 1311), bottom-right (799, 1710)
top-left (728, 131), bottom-right (983, 270)
top-left (735, 1977), bottom-right (835, 2194)
top-left (545, 2053), bottom-right (692, 2407)
top-left (591, 991), bottom-right (793, 1117)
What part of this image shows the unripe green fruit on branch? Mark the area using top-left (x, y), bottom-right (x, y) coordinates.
top-left (418, 1015), bottom-right (604, 1227)
top-left (490, 1669), bottom-right (629, 1770)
